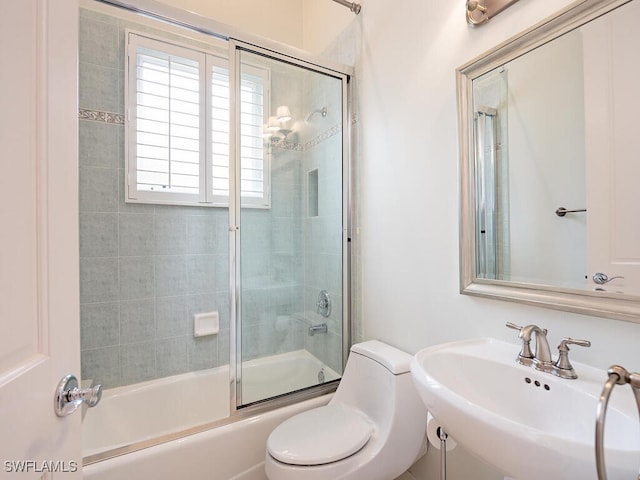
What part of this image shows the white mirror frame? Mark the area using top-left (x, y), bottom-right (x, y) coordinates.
top-left (457, 0), bottom-right (640, 323)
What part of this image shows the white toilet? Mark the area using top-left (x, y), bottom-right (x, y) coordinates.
top-left (265, 340), bottom-right (428, 480)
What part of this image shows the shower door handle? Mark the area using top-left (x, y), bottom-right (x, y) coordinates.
top-left (54, 374), bottom-right (102, 417)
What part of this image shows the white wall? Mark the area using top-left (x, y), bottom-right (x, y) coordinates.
top-left (355, 0), bottom-right (640, 374)
top-left (157, 0), bottom-right (357, 54)
top-left (301, 0), bottom-right (355, 53)
top-left (353, 4), bottom-right (640, 474)
top-left (157, 0), bottom-right (304, 48)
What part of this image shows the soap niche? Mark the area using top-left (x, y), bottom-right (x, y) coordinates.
top-left (308, 168), bottom-right (319, 217)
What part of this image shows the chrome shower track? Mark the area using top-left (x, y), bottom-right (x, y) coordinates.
top-left (331, 0), bottom-right (361, 14)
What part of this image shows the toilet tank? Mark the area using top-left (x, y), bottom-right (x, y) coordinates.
top-left (332, 340), bottom-right (425, 432)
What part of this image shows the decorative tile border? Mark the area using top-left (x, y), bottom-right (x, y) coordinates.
top-left (270, 124), bottom-right (342, 152)
top-left (272, 117), bottom-right (357, 152)
top-left (303, 123), bottom-right (342, 151)
top-left (270, 137), bottom-right (305, 151)
top-left (79, 108), bottom-right (357, 151)
top-left (79, 108), bottom-right (125, 125)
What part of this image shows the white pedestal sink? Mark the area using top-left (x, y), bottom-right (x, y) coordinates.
top-left (410, 338), bottom-right (640, 480)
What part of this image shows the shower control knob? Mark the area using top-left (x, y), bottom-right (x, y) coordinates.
top-left (316, 290), bottom-right (332, 318)
top-left (54, 374), bottom-right (102, 417)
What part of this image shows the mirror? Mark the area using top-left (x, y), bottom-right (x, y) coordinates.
top-left (458, 0), bottom-right (640, 322)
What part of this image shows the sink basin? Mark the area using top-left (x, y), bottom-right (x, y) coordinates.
top-left (410, 338), bottom-right (640, 480)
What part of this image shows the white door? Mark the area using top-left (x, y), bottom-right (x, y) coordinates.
top-left (0, 0), bottom-right (81, 477)
top-left (583, 1), bottom-right (640, 295)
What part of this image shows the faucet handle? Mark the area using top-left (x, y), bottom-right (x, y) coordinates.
top-left (505, 322), bottom-right (523, 332)
top-left (505, 322), bottom-right (547, 337)
top-left (559, 337), bottom-right (591, 349)
top-left (505, 322), bottom-right (535, 366)
top-left (554, 337), bottom-right (591, 379)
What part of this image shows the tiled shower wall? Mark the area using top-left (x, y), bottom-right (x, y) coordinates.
top-left (79, 9), bottom-right (231, 388)
top-left (79, 5), bottom-right (347, 388)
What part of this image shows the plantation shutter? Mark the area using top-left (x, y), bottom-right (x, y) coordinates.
top-left (211, 63), bottom-right (270, 206)
top-left (239, 67), bottom-right (269, 204)
top-left (211, 62), bottom-right (230, 201)
top-left (126, 32), bottom-right (270, 208)
top-left (129, 35), bottom-right (206, 203)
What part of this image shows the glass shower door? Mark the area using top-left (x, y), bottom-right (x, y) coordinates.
top-left (235, 48), bottom-right (346, 406)
top-left (475, 108), bottom-right (498, 279)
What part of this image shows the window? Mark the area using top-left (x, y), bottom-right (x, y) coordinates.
top-left (126, 32), bottom-right (270, 207)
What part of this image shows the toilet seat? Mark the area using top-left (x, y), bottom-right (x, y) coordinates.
top-left (267, 404), bottom-right (372, 466)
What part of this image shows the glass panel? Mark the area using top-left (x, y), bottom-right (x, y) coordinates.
top-left (238, 50), bottom-right (344, 406)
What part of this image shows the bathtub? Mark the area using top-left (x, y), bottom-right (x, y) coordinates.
top-left (83, 349), bottom-right (339, 480)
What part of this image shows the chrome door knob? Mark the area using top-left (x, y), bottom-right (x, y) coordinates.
top-left (54, 374), bottom-right (102, 417)
top-left (592, 272), bottom-right (624, 285)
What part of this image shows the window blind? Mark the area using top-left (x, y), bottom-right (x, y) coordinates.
top-left (135, 45), bottom-right (202, 196)
top-left (239, 70), bottom-right (267, 200)
top-left (211, 64), bottom-right (230, 200)
top-left (210, 63), bottom-right (270, 205)
top-left (126, 32), bottom-right (270, 208)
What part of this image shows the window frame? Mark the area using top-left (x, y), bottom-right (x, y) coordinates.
top-left (125, 31), bottom-right (271, 208)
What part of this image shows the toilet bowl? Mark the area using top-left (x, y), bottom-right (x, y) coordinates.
top-left (265, 340), bottom-right (428, 480)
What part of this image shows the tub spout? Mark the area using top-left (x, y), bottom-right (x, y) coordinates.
top-left (308, 323), bottom-right (328, 336)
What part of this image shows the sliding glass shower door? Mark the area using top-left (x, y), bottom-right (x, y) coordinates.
top-left (79, 0), bottom-right (351, 460)
top-left (235, 48), bottom-right (347, 406)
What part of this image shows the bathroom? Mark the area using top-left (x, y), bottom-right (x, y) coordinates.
top-left (2, 0), bottom-right (640, 479)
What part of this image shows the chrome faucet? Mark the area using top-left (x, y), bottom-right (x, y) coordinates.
top-left (506, 322), bottom-right (590, 379)
top-left (506, 322), bottom-right (548, 367)
top-left (525, 324), bottom-right (553, 372)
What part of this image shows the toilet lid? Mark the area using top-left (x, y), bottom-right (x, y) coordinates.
top-left (267, 404), bottom-right (372, 466)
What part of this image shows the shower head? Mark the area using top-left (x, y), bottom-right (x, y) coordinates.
top-left (305, 107), bottom-right (328, 123)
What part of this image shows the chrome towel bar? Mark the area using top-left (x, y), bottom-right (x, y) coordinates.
top-left (555, 207), bottom-right (587, 217)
